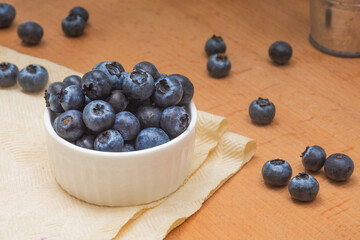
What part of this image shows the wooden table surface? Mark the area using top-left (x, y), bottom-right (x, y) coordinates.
top-left (1, 0), bottom-right (359, 239)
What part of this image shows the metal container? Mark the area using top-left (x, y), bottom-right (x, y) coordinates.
top-left (310, 0), bottom-right (360, 57)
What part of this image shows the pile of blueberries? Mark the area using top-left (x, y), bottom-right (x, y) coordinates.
top-left (45, 61), bottom-right (194, 152)
top-left (0, 3), bottom-right (89, 46)
top-left (262, 145), bottom-right (354, 202)
top-left (204, 35), bottom-right (231, 78)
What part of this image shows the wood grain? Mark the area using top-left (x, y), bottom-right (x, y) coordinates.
top-left (1, 0), bottom-right (359, 239)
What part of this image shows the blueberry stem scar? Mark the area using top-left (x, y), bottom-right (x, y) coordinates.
top-left (26, 65), bottom-right (37, 74)
top-left (296, 172), bottom-right (309, 180)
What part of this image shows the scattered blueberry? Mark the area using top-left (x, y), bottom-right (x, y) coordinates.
top-left (301, 145), bottom-right (326, 172)
top-left (122, 143), bottom-right (135, 152)
top-left (121, 71), bottom-right (130, 80)
top-left (55, 110), bottom-right (85, 141)
top-left (0, 3), bottom-right (15, 28)
top-left (249, 97), bottom-right (276, 125)
top-left (93, 61), bottom-right (125, 89)
top-left (59, 85), bottom-right (85, 111)
top-left (113, 111), bottom-right (141, 141)
top-left (62, 14), bottom-right (85, 37)
top-left (168, 74), bottom-right (194, 106)
top-left (133, 61), bottom-right (160, 80)
top-left (94, 129), bottom-right (124, 152)
top-left (136, 105), bottom-right (162, 128)
top-left (262, 159), bottom-right (292, 186)
top-left (81, 70), bottom-right (112, 100)
top-left (152, 76), bottom-right (183, 107)
top-left (324, 153), bottom-right (354, 181)
top-left (63, 75), bottom-right (81, 88)
top-left (45, 82), bottom-right (65, 113)
top-left (82, 100), bottom-right (115, 132)
top-left (160, 106), bottom-right (190, 138)
top-left (135, 128), bottom-right (170, 150)
top-left (18, 64), bottom-right (48, 92)
top-left (0, 62), bottom-right (18, 87)
top-left (17, 21), bottom-right (43, 46)
top-left (205, 35), bottom-right (226, 56)
top-left (69, 6), bottom-right (89, 22)
top-left (75, 134), bottom-right (95, 150)
top-left (207, 53), bottom-right (231, 78)
top-left (122, 70), bottom-right (154, 101)
top-left (269, 41), bottom-right (292, 65)
top-left (106, 90), bottom-right (128, 113)
top-left (288, 172), bottom-right (319, 202)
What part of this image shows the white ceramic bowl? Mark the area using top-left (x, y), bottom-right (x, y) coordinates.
top-left (44, 103), bottom-right (197, 207)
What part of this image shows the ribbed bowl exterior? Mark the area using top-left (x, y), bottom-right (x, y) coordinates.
top-left (44, 103), bottom-right (197, 207)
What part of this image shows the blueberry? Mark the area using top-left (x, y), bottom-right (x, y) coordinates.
top-left (269, 41), bottom-right (292, 65)
top-left (121, 71), bottom-right (130, 80)
top-left (81, 70), bottom-right (112, 100)
top-left (160, 106), bottom-right (190, 138)
top-left (53, 114), bottom-right (60, 130)
top-left (55, 110), bottom-right (85, 141)
top-left (249, 97), bottom-right (276, 125)
top-left (133, 61), bottom-right (160, 80)
top-left (113, 111), bottom-right (141, 141)
top-left (324, 153), bottom-right (354, 181)
top-left (122, 70), bottom-right (154, 101)
top-left (125, 97), bottom-right (151, 113)
top-left (0, 3), bottom-right (15, 28)
top-left (152, 76), bottom-right (183, 107)
top-left (301, 145), bottom-right (326, 172)
top-left (136, 105), bottom-right (162, 128)
top-left (18, 64), bottom-right (48, 92)
top-left (59, 85), bottom-right (85, 111)
top-left (44, 82), bottom-right (65, 113)
top-left (168, 74), bottom-right (194, 106)
top-left (122, 143), bottom-right (135, 152)
top-left (93, 61), bottom-right (125, 89)
top-left (0, 62), bottom-right (18, 87)
top-left (17, 21), bottom-right (43, 46)
top-left (288, 172), bottom-right (319, 202)
top-left (106, 90), bottom-right (128, 113)
top-left (83, 100), bottom-right (115, 132)
top-left (63, 75), bottom-right (81, 88)
top-left (84, 95), bottom-right (91, 106)
top-left (262, 159), bottom-right (292, 186)
top-left (94, 129), bottom-right (124, 152)
top-left (207, 54), bottom-right (231, 78)
top-left (205, 35), bottom-right (226, 56)
top-left (62, 14), bottom-right (85, 37)
top-left (75, 134), bottom-right (95, 150)
top-left (135, 128), bottom-right (170, 150)
top-left (69, 6), bottom-right (89, 22)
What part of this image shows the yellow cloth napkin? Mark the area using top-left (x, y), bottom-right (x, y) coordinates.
top-left (0, 46), bottom-right (256, 240)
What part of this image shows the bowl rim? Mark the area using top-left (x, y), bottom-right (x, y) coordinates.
top-left (44, 102), bottom-right (197, 157)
